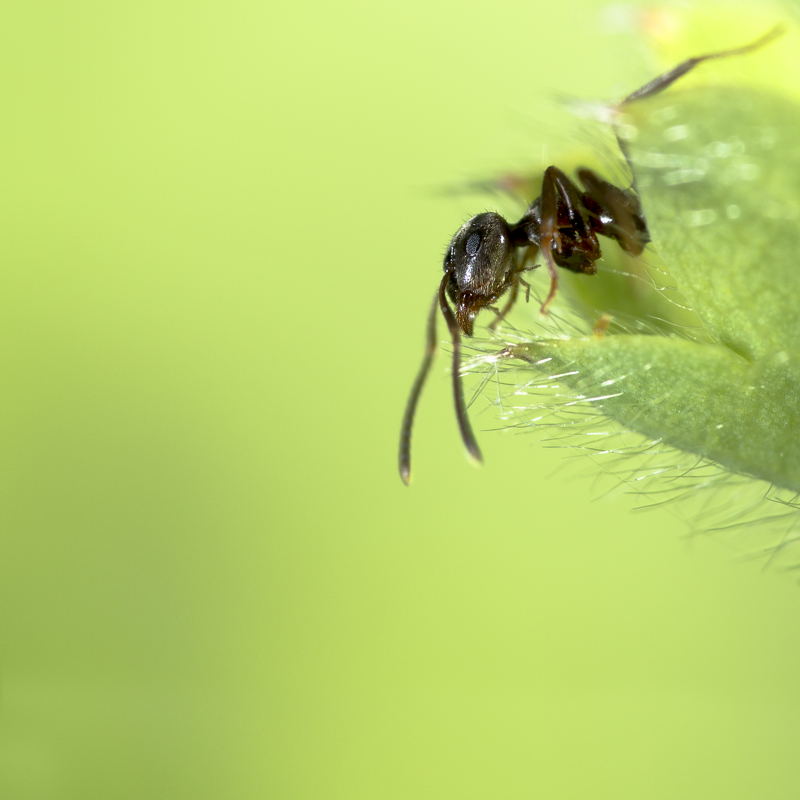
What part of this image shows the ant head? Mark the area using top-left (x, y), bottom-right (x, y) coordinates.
top-left (443, 212), bottom-right (515, 335)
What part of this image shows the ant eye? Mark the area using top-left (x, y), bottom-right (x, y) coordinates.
top-left (465, 232), bottom-right (481, 257)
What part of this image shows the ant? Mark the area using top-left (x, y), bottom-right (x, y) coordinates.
top-left (399, 27), bottom-right (784, 485)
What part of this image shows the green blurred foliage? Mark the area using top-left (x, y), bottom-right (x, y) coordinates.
top-left (5, 2), bottom-right (800, 799)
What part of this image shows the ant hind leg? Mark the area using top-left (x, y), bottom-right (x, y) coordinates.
top-left (538, 168), bottom-right (563, 314)
top-left (620, 25), bottom-right (784, 107)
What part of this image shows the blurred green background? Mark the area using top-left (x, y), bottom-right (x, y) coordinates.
top-left (5, 1), bottom-right (800, 798)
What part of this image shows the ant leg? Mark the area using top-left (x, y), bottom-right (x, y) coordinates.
top-left (438, 274), bottom-right (483, 465)
top-left (518, 245), bottom-right (536, 304)
top-left (546, 167), bottom-right (592, 236)
top-left (488, 278), bottom-right (519, 331)
top-left (621, 25), bottom-right (784, 106)
top-left (518, 243), bottom-right (538, 274)
top-left (488, 244), bottom-right (539, 329)
top-left (398, 292), bottom-right (439, 484)
top-left (539, 167), bottom-right (562, 314)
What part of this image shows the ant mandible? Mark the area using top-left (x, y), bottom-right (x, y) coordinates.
top-left (399, 27), bottom-right (784, 485)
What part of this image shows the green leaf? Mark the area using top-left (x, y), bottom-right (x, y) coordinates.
top-left (625, 87), bottom-right (800, 360)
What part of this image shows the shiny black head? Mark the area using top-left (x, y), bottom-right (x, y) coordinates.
top-left (443, 212), bottom-right (515, 335)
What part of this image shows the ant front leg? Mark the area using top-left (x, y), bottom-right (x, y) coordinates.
top-left (517, 243), bottom-right (538, 282)
top-left (487, 244), bottom-right (538, 331)
top-left (487, 279), bottom-right (518, 332)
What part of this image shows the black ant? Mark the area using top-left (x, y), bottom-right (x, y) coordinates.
top-left (399, 27), bottom-right (784, 485)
